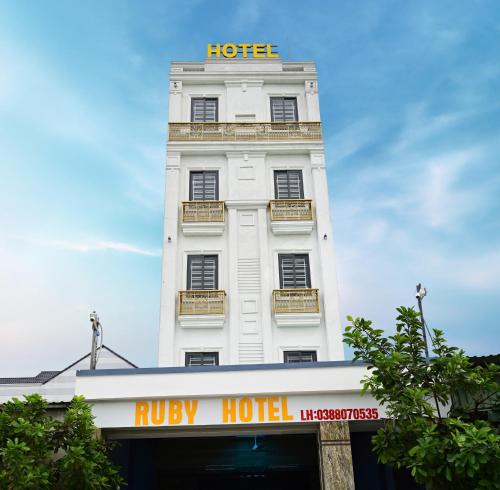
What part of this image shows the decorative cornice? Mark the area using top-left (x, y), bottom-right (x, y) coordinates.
top-left (224, 79), bottom-right (264, 88)
top-left (225, 200), bottom-right (269, 210)
top-left (167, 142), bottom-right (324, 154)
top-left (274, 312), bottom-right (321, 328)
top-left (225, 151), bottom-right (267, 158)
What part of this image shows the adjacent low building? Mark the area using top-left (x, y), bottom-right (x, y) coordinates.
top-left (0, 345), bottom-right (136, 405)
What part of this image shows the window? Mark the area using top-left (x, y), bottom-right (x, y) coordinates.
top-left (274, 170), bottom-right (304, 199)
top-left (284, 351), bottom-right (317, 363)
top-left (191, 98), bottom-right (218, 122)
top-left (186, 352), bottom-right (219, 366)
top-left (279, 254), bottom-right (311, 289)
top-left (270, 97), bottom-right (298, 122)
top-left (189, 171), bottom-right (219, 200)
top-left (187, 255), bottom-right (218, 290)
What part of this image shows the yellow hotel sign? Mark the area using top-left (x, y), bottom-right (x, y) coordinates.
top-left (86, 393), bottom-right (383, 429)
top-left (132, 395), bottom-right (381, 427)
top-left (207, 43), bottom-right (279, 59)
top-left (135, 396), bottom-right (293, 426)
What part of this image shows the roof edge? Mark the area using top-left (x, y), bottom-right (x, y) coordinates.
top-left (77, 359), bottom-right (367, 378)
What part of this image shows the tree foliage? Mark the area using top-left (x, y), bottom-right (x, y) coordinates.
top-left (344, 306), bottom-right (500, 490)
top-left (0, 394), bottom-right (124, 489)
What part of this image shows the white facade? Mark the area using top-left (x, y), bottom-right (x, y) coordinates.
top-left (158, 58), bottom-right (343, 367)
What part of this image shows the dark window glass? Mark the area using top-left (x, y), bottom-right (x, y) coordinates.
top-left (279, 254), bottom-right (311, 289)
top-left (284, 351), bottom-right (317, 363)
top-left (185, 352), bottom-right (219, 366)
top-left (274, 170), bottom-right (304, 199)
top-left (271, 97), bottom-right (298, 122)
top-left (189, 171), bottom-right (219, 200)
top-left (187, 255), bottom-right (218, 290)
top-left (191, 98), bottom-right (218, 122)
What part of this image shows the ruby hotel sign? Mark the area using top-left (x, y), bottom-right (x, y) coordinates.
top-left (89, 394), bottom-right (383, 428)
top-left (207, 43), bottom-right (279, 59)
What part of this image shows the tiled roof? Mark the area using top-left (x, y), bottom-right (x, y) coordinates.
top-left (469, 354), bottom-right (500, 365)
top-left (0, 345), bottom-right (137, 386)
top-left (0, 371), bottom-right (60, 385)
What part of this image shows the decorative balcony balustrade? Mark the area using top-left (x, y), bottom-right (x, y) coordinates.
top-left (182, 201), bottom-right (225, 222)
top-left (269, 199), bottom-right (313, 221)
top-left (272, 289), bottom-right (320, 314)
top-left (168, 122), bottom-right (322, 142)
top-left (179, 290), bottom-right (226, 315)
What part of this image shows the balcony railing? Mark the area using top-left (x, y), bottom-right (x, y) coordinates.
top-left (270, 199), bottom-right (313, 221)
top-left (273, 289), bottom-right (320, 314)
top-left (168, 122), bottom-right (322, 142)
top-left (179, 290), bottom-right (226, 315)
top-left (182, 201), bottom-right (225, 222)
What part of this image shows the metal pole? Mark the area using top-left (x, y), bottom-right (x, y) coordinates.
top-left (90, 311), bottom-right (100, 369)
top-left (416, 284), bottom-right (429, 359)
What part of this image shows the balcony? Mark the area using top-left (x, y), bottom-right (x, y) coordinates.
top-left (178, 290), bottom-right (226, 328)
top-left (272, 289), bottom-right (321, 327)
top-left (181, 201), bottom-right (225, 236)
top-left (269, 199), bottom-right (314, 235)
top-left (168, 122), bottom-right (322, 142)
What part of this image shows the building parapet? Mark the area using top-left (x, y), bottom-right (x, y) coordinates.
top-left (168, 122), bottom-right (322, 142)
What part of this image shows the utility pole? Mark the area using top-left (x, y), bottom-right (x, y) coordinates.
top-left (415, 284), bottom-right (429, 360)
top-left (89, 311), bottom-right (102, 370)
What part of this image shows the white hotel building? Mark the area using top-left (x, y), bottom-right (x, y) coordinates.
top-left (158, 57), bottom-right (343, 367)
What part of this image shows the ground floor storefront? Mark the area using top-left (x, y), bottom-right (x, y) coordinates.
top-left (108, 425), bottom-right (421, 490)
top-left (76, 361), bottom-right (423, 489)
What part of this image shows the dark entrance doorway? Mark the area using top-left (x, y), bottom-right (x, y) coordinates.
top-left (112, 433), bottom-right (320, 490)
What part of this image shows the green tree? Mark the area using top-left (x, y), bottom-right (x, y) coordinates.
top-left (344, 306), bottom-right (500, 490)
top-left (0, 394), bottom-right (124, 489)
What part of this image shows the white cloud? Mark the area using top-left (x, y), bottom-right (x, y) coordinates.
top-left (51, 240), bottom-right (161, 257)
top-left (328, 117), bottom-right (380, 163)
top-left (391, 104), bottom-right (469, 154)
top-left (421, 149), bottom-right (483, 229)
top-left (231, 1), bottom-right (261, 31)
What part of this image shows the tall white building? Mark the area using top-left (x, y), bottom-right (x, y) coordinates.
top-left (158, 56), bottom-right (344, 367)
top-left (74, 50), bottom-right (403, 489)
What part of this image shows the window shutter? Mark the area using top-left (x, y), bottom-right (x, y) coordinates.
top-left (284, 351), bottom-right (317, 363)
top-left (191, 98), bottom-right (218, 122)
top-left (188, 255), bottom-right (218, 290)
top-left (186, 352), bottom-right (219, 366)
top-left (190, 171), bottom-right (218, 200)
top-left (271, 97), bottom-right (298, 122)
top-left (279, 254), bottom-right (311, 289)
top-left (274, 170), bottom-right (304, 199)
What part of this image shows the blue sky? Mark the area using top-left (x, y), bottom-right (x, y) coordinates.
top-left (0, 0), bottom-right (499, 375)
